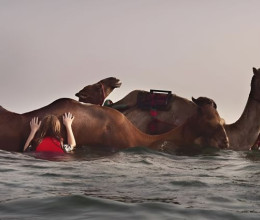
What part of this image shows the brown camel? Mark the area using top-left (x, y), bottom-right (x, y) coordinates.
top-left (106, 90), bottom-right (197, 134)
top-left (102, 67), bottom-right (260, 151)
top-left (0, 97), bottom-right (228, 153)
top-left (75, 77), bottom-right (121, 105)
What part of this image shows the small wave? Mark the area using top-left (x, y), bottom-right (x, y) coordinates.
top-left (170, 180), bottom-right (208, 187)
top-left (245, 151), bottom-right (260, 161)
top-left (120, 146), bottom-right (159, 154)
top-left (1, 194), bottom-right (260, 220)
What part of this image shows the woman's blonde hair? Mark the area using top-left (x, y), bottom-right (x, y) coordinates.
top-left (31, 115), bottom-right (62, 149)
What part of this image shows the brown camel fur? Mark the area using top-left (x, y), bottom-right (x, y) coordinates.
top-left (0, 97), bottom-right (228, 153)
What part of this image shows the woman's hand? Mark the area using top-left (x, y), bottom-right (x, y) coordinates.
top-left (23, 117), bottom-right (41, 151)
top-left (30, 117), bottom-right (41, 133)
top-left (63, 112), bottom-right (76, 149)
top-left (63, 112), bottom-right (75, 128)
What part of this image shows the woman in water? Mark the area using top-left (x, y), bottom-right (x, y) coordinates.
top-left (23, 112), bottom-right (76, 153)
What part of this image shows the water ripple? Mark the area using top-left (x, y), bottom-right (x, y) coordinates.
top-left (1, 149), bottom-right (260, 219)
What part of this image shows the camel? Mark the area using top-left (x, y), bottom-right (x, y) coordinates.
top-left (109, 94), bottom-right (219, 134)
top-left (75, 77), bottom-right (121, 105)
top-left (100, 67), bottom-right (260, 151)
top-left (0, 97), bottom-right (228, 153)
top-left (105, 90), bottom-right (197, 134)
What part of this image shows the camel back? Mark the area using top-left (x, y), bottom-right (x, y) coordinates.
top-left (137, 90), bottom-right (173, 111)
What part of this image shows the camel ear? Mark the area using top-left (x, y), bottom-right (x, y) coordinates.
top-left (192, 97), bottom-right (197, 104)
top-left (253, 67), bottom-right (258, 75)
top-left (75, 92), bottom-right (79, 97)
top-left (192, 97), bottom-right (200, 106)
top-left (213, 101), bottom-right (217, 109)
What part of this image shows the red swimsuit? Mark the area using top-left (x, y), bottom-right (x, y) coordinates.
top-left (35, 137), bottom-right (64, 153)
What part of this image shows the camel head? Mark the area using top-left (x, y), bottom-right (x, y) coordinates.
top-left (192, 96), bottom-right (217, 109)
top-left (250, 67), bottom-right (260, 102)
top-left (76, 77), bottom-right (121, 105)
top-left (99, 77), bottom-right (122, 91)
top-left (191, 97), bottom-right (229, 150)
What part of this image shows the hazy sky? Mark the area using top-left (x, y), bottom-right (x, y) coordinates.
top-left (1, 0), bottom-right (260, 123)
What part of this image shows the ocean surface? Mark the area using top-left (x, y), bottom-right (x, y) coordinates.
top-left (0, 147), bottom-right (260, 220)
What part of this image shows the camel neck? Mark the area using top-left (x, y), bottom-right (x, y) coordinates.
top-left (140, 119), bottom-right (193, 151)
top-left (225, 97), bottom-right (260, 150)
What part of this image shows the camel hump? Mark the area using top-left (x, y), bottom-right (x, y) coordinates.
top-left (57, 98), bottom-right (77, 103)
top-left (50, 98), bottom-right (95, 108)
top-left (51, 98), bottom-right (78, 105)
top-left (46, 98), bottom-right (82, 109)
top-left (137, 89), bottom-right (173, 110)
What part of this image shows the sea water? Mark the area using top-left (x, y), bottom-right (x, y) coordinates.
top-left (0, 148), bottom-right (260, 220)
